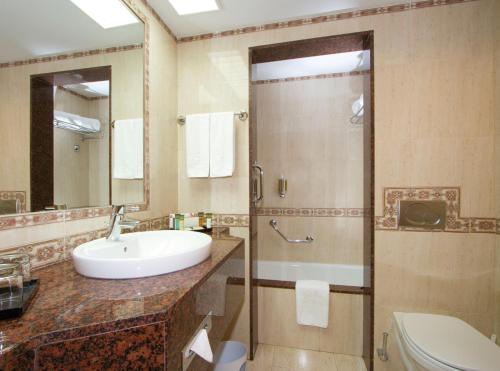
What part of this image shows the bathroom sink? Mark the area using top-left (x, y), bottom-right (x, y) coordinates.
top-left (72, 230), bottom-right (212, 279)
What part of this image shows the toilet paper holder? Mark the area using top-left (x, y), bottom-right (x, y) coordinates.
top-left (182, 312), bottom-right (213, 371)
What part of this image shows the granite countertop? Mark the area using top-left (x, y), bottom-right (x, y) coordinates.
top-left (0, 234), bottom-right (244, 356)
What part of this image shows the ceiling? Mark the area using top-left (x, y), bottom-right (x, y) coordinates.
top-left (0, 0), bottom-right (144, 64)
top-left (147, 0), bottom-right (408, 38)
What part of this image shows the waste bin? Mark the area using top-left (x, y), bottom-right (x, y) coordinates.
top-left (213, 341), bottom-right (247, 371)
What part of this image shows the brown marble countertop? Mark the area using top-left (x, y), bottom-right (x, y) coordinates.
top-left (0, 234), bottom-right (244, 357)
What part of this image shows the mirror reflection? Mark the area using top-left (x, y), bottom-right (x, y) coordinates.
top-left (0, 0), bottom-right (145, 214)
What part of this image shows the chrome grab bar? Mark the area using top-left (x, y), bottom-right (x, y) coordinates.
top-left (269, 219), bottom-right (314, 244)
top-left (252, 162), bottom-right (264, 203)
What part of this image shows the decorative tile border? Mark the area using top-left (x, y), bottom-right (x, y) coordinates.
top-left (0, 0), bottom-right (152, 231)
top-left (0, 191), bottom-right (26, 213)
top-left (213, 214), bottom-right (250, 228)
top-left (254, 207), bottom-right (370, 217)
top-left (140, 0), bottom-right (177, 41)
top-left (177, 0), bottom-right (479, 43)
top-left (0, 216), bottom-right (169, 271)
top-left (0, 44), bottom-right (143, 69)
top-left (375, 187), bottom-right (498, 234)
top-left (252, 70), bottom-right (370, 85)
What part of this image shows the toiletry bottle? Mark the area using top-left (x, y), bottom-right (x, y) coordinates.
top-left (169, 214), bottom-right (174, 229)
top-left (179, 214), bottom-right (185, 230)
top-left (174, 214), bottom-right (180, 230)
top-left (206, 213), bottom-right (212, 229)
top-left (199, 212), bottom-right (205, 228)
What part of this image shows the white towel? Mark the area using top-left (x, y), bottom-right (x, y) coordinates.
top-left (209, 112), bottom-right (235, 178)
top-left (185, 114), bottom-right (210, 178)
top-left (295, 280), bottom-right (329, 328)
top-left (113, 118), bottom-right (143, 179)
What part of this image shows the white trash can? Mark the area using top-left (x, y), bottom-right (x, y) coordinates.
top-left (213, 341), bottom-right (247, 371)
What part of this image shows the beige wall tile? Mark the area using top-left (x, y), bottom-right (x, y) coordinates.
top-left (258, 287), bottom-right (363, 356)
top-left (257, 216), bottom-right (365, 265)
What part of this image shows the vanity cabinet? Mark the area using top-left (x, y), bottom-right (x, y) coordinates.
top-left (0, 237), bottom-right (245, 371)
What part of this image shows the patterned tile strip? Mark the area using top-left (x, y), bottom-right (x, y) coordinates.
top-left (375, 187), bottom-right (497, 234)
top-left (141, 0), bottom-right (177, 41)
top-left (254, 208), bottom-right (370, 217)
top-left (252, 70), bottom-right (370, 85)
top-left (177, 0), bottom-right (479, 43)
top-left (0, 44), bottom-right (143, 69)
top-left (0, 191), bottom-right (26, 213)
top-left (213, 214), bottom-right (250, 228)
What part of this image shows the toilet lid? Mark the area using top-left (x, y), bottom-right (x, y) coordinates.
top-left (402, 313), bottom-right (500, 371)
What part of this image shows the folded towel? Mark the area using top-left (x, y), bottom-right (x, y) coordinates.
top-left (295, 280), bottom-right (329, 328)
top-left (209, 112), bottom-right (235, 178)
top-left (186, 114), bottom-right (210, 178)
top-left (113, 118), bottom-right (143, 179)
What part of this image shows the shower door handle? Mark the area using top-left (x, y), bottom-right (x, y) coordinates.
top-left (269, 219), bottom-right (314, 244)
top-left (252, 162), bottom-right (264, 204)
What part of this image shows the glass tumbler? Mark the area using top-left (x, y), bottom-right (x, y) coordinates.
top-left (0, 253), bottom-right (31, 282)
top-left (0, 263), bottom-right (24, 311)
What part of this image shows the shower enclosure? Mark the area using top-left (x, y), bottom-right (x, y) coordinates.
top-left (249, 32), bottom-right (374, 370)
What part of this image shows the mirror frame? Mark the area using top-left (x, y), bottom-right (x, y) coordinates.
top-left (0, 0), bottom-right (149, 230)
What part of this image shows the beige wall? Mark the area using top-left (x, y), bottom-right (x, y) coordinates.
top-left (258, 287), bottom-right (364, 356)
top-left (0, 0), bottom-right (178, 250)
top-left (53, 89), bottom-right (110, 209)
top-left (88, 98), bottom-right (110, 207)
top-left (495, 0), bottom-right (500, 346)
top-left (177, 0), bottom-right (498, 367)
top-left (54, 89), bottom-right (91, 209)
top-left (254, 75), bottom-right (369, 265)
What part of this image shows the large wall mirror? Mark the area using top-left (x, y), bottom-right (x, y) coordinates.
top-left (0, 0), bottom-right (146, 216)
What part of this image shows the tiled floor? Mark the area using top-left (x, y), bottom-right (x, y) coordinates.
top-left (246, 344), bottom-right (367, 371)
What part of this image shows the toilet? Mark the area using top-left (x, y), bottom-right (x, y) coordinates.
top-left (392, 312), bottom-right (500, 371)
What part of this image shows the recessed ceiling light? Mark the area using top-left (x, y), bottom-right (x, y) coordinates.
top-left (70, 0), bottom-right (139, 29)
top-left (168, 0), bottom-right (219, 15)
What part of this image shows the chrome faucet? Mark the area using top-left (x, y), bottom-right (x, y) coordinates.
top-left (106, 205), bottom-right (140, 241)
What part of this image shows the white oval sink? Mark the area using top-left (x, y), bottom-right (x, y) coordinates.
top-left (72, 230), bottom-right (212, 279)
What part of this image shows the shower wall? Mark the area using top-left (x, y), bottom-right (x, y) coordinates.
top-left (254, 72), bottom-right (370, 265)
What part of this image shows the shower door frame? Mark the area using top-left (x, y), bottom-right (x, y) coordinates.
top-left (248, 31), bottom-right (375, 370)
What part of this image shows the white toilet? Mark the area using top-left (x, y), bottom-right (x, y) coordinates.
top-left (392, 312), bottom-right (500, 371)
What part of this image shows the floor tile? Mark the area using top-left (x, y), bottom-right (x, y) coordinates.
top-left (247, 344), bottom-right (366, 371)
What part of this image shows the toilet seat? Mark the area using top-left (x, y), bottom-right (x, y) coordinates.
top-left (395, 313), bottom-right (500, 371)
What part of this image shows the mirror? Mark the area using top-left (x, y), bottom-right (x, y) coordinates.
top-left (0, 0), bottom-right (145, 215)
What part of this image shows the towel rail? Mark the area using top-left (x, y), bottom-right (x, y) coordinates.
top-left (177, 111), bottom-right (248, 125)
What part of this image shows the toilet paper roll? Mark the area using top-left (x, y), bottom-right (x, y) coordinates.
top-left (189, 328), bottom-right (213, 363)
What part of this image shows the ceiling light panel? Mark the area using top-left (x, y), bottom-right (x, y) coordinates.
top-left (168, 0), bottom-right (219, 15)
top-left (70, 0), bottom-right (139, 29)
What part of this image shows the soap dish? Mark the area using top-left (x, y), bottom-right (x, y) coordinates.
top-left (0, 279), bottom-right (39, 320)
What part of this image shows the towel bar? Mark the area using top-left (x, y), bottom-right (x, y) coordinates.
top-left (177, 111), bottom-right (248, 125)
